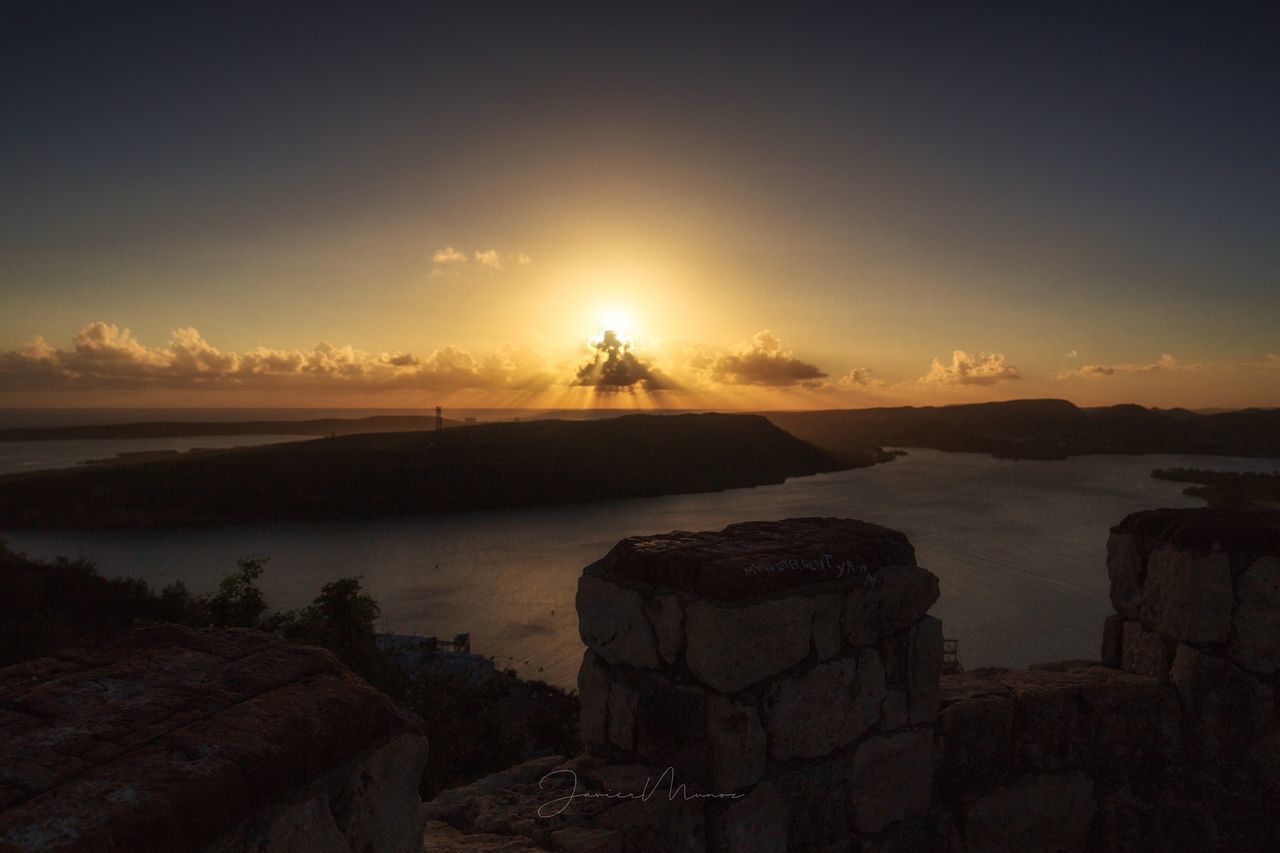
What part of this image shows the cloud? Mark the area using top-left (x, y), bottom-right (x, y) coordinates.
top-left (431, 246), bottom-right (525, 276)
top-left (573, 330), bottom-right (672, 392)
top-left (432, 246), bottom-right (467, 264)
top-left (0, 323), bottom-right (556, 394)
top-left (1269, 353), bottom-right (1280, 365)
top-left (1058, 353), bottom-right (1177, 379)
top-left (1065, 349), bottom-right (1078, 359)
top-left (922, 350), bottom-right (1021, 386)
top-left (836, 367), bottom-right (884, 389)
top-left (709, 330), bottom-right (828, 388)
top-left (430, 246), bottom-right (468, 278)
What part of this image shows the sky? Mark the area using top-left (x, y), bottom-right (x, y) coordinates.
top-left (1, 2), bottom-right (1278, 410)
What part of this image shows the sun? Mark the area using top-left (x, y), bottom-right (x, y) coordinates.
top-left (596, 305), bottom-right (635, 341)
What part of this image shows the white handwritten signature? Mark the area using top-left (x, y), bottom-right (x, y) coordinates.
top-left (537, 768), bottom-right (743, 818)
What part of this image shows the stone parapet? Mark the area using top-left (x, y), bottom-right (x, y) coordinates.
top-left (576, 518), bottom-right (942, 850)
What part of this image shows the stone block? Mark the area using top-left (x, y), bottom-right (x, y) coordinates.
top-left (812, 594), bottom-right (843, 661)
top-left (1100, 614), bottom-right (1124, 668)
top-left (907, 615), bottom-right (943, 724)
top-left (762, 650), bottom-right (885, 760)
top-left (962, 770), bottom-right (1096, 853)
top-left (1120, 621), bottom-right (1174, 681)
top-left (840, 564), bottom-right (941, 647)
top-left (643, 594), bottom-right (685, 666)
top-left (848, 729), bottom-right (934, 834)
top-left (634, 677), bottom-right (765, 793)
top-left (1171, 643), bottom-right (1274, 759)
top-left (1229, 555), bottom-right (1280, 674)
top-left (768, 754), bottom-right (855, 848)
top-left (685, 596), bottom-right (814, 693)
top-left (577, 575), bottom-right (661, 670)
top-left (606, 674), bottom-right (639, 752)
top-left (937, 694), bottom-right (1014, 801)
top-left (1138, 544), bottom-right (1232, 643)
top-left (577, 650), bottom-right (611, 751)
top-left (709, 782), bottom-right (789, 853)
top-left (1107, 532), bottom-right (1145, 616)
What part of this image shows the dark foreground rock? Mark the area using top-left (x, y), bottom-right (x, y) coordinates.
top-left (431, 512), bottom-right (1280, 852)
top-left (0, 625), bottom-right (427, 852)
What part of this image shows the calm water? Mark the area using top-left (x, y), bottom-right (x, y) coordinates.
top-left (5, 449), bottom-right (1277, 687)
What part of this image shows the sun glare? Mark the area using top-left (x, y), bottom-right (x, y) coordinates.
top-left (596, 305), bottom-right (635, 341)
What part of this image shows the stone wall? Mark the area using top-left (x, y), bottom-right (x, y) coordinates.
top-left (574, 518), bottom-right (943, 851)
top-left (428, 510), bottom-right (1280, 852)
top-left (0, 625), bottom-right (428, 853)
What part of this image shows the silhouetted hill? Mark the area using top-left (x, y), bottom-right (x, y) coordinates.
top-left (0, 413), bottom-right (848, 527)
top-left (0, 414), bottom-right (463, 441)
top-left (764, 399), bottom-right (1280, 461)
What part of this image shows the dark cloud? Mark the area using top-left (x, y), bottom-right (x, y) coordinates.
top-left (710, 331), bottom-right (827, 387)
top-left (573, 330), bottom-right (672, 392)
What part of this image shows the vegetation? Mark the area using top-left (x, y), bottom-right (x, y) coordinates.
top-left (1151, 467), bottom-right (1280, 508)
top-left (0, 413), bottom-right (847, 527)
top-left (0, 540), bottom-right (578, 798)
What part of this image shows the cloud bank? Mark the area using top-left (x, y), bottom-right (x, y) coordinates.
top-left (0, 323), bottom-right (554, 393)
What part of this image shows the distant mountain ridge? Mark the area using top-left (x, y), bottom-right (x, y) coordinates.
top-left (763, 399), bottom-right (1280, 461)
top-left (0, 414), bottom-right (463, 441)
top-left (0, 413), bottom-right (850, 528)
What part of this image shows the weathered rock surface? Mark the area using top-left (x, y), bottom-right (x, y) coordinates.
top-left (424, 820), bottom-right (543, 852)
top-left (1139, 544), bottom-right (1232, 643)
top-left (577, 575), bottom-right (661, 670)
top-left (1229, 555), bottom-right (1280, 674)
top-left (709, 782), bottom-right (788, 853)
top-left (1120, 619), bottom-right (1174, 681)
top-left (811, 594), bottom-right (843, 661)
top-left (847, 728), bottom-right (934, 834)
top-left (1107, 532), bottom-right (1145, 616)
top-left (1170, 642), bottom-right (1274, 759)
top-left (0, 625), bottom-right (426, 853)
top-left (839, 563), bottom-right (941, 647)
top-left (761, 650), bottom-right (884, 761)
top-left (632, 676), bottom-right (766, 792)
top-left (961, 770), bottom-right (1096, 853)
top-left (586, 517), bottom-right (918, 601)
top-left (1112, 507), bottom-right (1280, 555)
top-left (643, 594), bottom-right (684, 666)
top-left (907, 615), bottom-right (944, 724)
top-left (577, 650), bottom-right (611, 751)
top-left (937, 691), bottom-right (1014, 801)
top-left (684, 596), bottom-right (814, 693)
top-left (938, 663), bottom-right (1179, 784)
